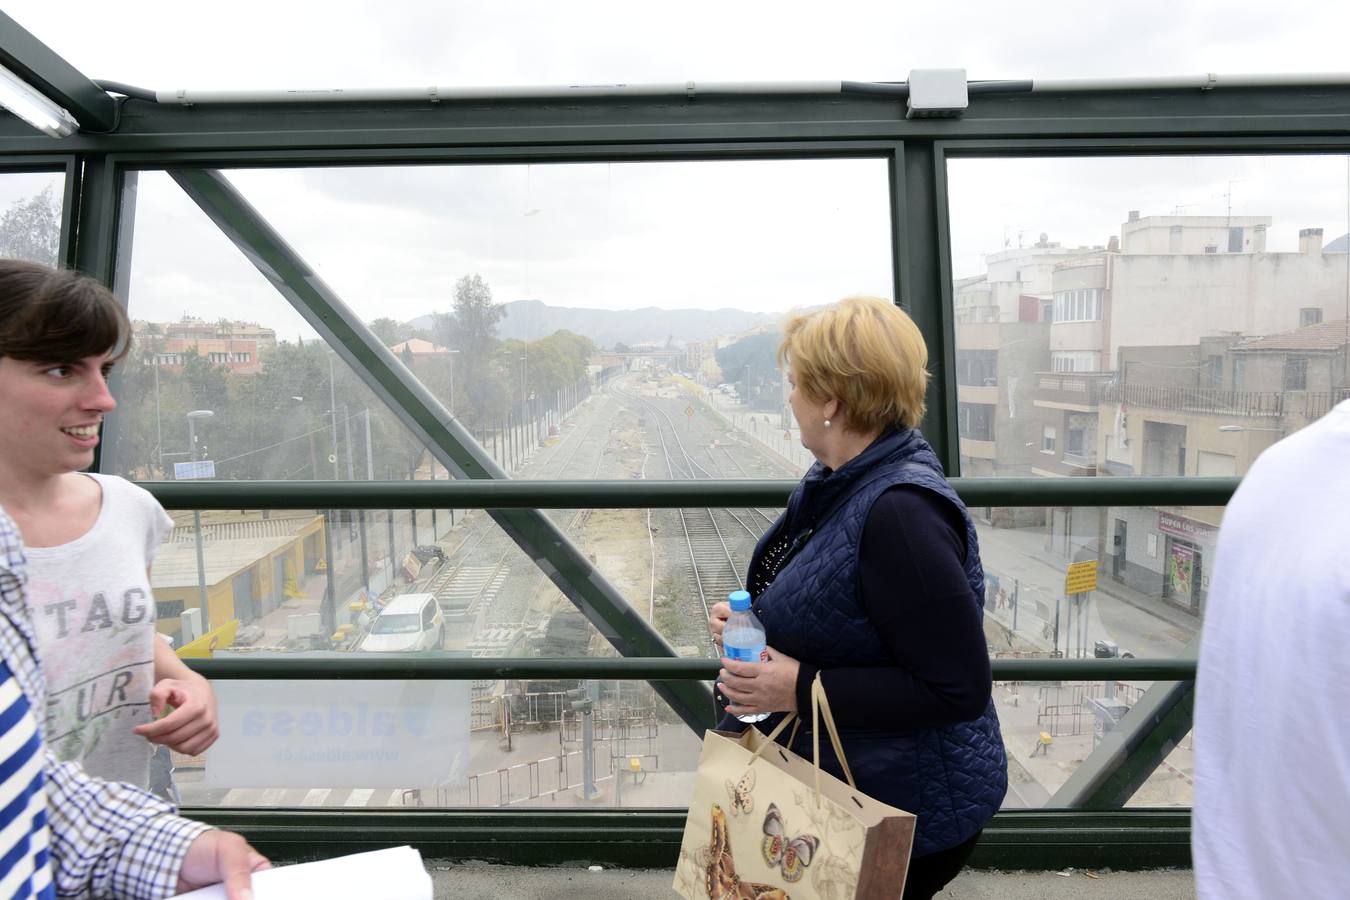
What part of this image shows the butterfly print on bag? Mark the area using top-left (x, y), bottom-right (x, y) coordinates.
top-left (705, 803), bottom-right (789, 900)
top-left (725, 769), bottom-right (756, 816)
top-left (761, 803), bottom-right (821, 884)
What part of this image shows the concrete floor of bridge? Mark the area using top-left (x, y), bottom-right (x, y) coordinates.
top-left (425, 862), bottom-right (1196, 898)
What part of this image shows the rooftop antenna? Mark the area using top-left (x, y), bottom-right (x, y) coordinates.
top-left (1001, 223), bottom-right (1031, 250)
top-left (1220, 179), bottom-right (1242, 228)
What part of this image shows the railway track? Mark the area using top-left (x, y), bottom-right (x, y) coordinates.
top-left (609, 379), bottom-right (774, 656)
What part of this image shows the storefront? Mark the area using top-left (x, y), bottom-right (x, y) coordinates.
top-left (1157, 512), bottom-right (1217, 613)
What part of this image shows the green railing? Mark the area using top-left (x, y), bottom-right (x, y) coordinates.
top-left (152, 471), bottom-right (1214, 867)
top-left (147, 475), bottom-right (1239, 510)
top-left (188, 654), bottom-right (1197, 683)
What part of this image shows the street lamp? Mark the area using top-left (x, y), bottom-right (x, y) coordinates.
top-left (519, 355), bottom-right (528, 440)
top-left (327, 351), bottom-right (340, 479)
top-left (445, 349), bottom-right (461, 416)
top-left (185, 410), bottom-right (214, 632)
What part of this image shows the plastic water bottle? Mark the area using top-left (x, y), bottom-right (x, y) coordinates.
top-left (721, 589), bottom-right (770, 724)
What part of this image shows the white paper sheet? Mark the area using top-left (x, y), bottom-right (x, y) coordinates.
top-left (170, 845), bottom-right (433, 900)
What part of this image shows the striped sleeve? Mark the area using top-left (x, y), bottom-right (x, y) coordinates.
top-left (0, 671), bottom-right (54, 899)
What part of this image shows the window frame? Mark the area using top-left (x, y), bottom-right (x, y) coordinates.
top-left (18, 84), bottom-right (1350, 846)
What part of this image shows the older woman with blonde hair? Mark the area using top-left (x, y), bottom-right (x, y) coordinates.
top-left (711, 296), bottom-right (1007, 899)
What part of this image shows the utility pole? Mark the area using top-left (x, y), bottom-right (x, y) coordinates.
top-left (328, 352), bottom-right (340, 480)
top-left (342, 403), bottom-right (355, 481)
top-left (567, 681), bottom-right (600, 801)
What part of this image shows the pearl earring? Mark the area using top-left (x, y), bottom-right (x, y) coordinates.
top-left (824, 419), bottom-right (831, 428)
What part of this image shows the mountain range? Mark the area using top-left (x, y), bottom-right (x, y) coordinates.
top-left (407, 299), bottom-right (776, 349)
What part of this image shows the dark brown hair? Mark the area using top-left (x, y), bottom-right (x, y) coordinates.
top-left (0, 260), bottom-right (131, 363)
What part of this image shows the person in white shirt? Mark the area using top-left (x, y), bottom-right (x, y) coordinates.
top-left (0, 260), bottom-right (219, 795)
top-left (1193, 397), bottom-right (1350, 898)
top-left (0, 504), bottom-right (267, 898)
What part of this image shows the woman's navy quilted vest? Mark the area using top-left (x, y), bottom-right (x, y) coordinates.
top-left (734, 426), bottom-right (1007, 856)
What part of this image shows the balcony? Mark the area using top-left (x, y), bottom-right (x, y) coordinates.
top-left (960, 436), bottom-right (997, 459)
top-left (1303, 388), bottom-right (1350, 420)
top-left (1062, 450), bottom-right (1099, 470)
top-left (958, 382), bottom-right (999, 405)
top-left (1035, 372), bottom-right (1113, 410)
top-left (1107, 384), bottom-right (1283, 418)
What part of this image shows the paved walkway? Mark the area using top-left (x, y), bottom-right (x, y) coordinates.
top-left (425, 863), bottom-right (1195, 899)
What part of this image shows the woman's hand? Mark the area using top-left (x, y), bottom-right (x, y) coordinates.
top-left (718, 647), bottom-right (801, 717)
top-left (134, 673), bottom-right (220, 756)
top-left (708, 601), bottom-right (730, 648)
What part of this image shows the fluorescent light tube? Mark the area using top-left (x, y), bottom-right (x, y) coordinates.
top-left (0, 62), bottom-right (79, 137)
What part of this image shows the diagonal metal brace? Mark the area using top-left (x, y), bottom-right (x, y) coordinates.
top-left (1049, 638), bottom-right (1199, 809)
top-left (169, 168), bottom-right (716, 733)
top-left (0, 12), bottom-right (118, 131)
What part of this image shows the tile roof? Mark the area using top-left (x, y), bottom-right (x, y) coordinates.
top-left (389, 338), bottom-right (452, 355)
top-left (1235, 318), bottom-right (1350, 352)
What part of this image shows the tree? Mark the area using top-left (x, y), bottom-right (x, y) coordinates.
top-left (715, 332), bottom-right (781, 410)
top-left (0, 185), bottom-right (60, 266)
top-left (451, 274), bottom-right (504, 348)
top-left (432, 274), bottom-right (507, 425)
top-left (368, 317), bottom-right (410, 347)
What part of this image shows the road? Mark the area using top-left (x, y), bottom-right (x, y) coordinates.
top-left (977, 524), bottom-right (1196, 659)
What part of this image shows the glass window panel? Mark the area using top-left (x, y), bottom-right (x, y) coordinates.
top-left (107, 160), bottom-right (891, 482)
top-left (979, 505), bottom-right (1215, 809)
top-left (1124, 728), bottom-right (1194, 809)
top-left (0, 170), bottom-right (64, 265)
top-left (105, 171), bottom-right (446, 483)
top-left (174, 675), bottom-right (705, 810)
top-left (159, 496), bottom-right (789, 809)
top-left (976, 505), bottom-right (1215, 657)
top-left (173, 499), bottom-right (1213, 811)
top-left (948, 154), bottom-right (1350, 477)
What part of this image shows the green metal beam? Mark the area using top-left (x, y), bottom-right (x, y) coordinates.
top-left (4, 84), bottom-right (1350, 153)
top-left (969, 810), bottom-right (1191, 871)
top-left (0, 12), bottom-right (117, 131)
top-left (182, 808), bottom-right (1191, 871)
top-left (71, 153), bottom-right (123, 473)
top-left (1051, 641), bottom-right (1200, 809)
top-left (142, 475), bottom-right (1239, 510)
top-left (188, 655), bottom-right (725, 681)
top-left (956, 475), bottom-right (1237, 507)
top-left (185, 655), bottom-right (1193, 682)
top-left (167, 168), bottom-right (715, 734)
top-left (901, 141), bottom-right (958, 469)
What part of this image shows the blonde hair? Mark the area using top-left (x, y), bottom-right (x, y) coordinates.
top-left (778, 296), bottom-right (929, 432)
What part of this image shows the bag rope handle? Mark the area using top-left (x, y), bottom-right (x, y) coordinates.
top-left (811, 672), bottom-right (856, 802)
top-left (744, 674), bottom-right (857, 806)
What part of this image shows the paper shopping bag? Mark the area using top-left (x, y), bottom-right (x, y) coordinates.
top-left (673, 676), bottom-right (916, 900)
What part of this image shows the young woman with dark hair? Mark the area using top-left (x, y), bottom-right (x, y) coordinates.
top-left (0, 260), bottom-right (219, 794)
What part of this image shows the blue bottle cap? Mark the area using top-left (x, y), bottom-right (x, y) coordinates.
top-left (728, 590), bottom-right (751, 611)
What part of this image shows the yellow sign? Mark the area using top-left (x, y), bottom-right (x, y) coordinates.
top-left (1065, 561), bottom-right (1099, 595)
top-left (685, 405), bottom-right (694, 417)
top-left (177, 619), bottom-right (239, 658)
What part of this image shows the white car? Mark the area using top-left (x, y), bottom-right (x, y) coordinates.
top-left (359, 593), bottom-right (444, 652)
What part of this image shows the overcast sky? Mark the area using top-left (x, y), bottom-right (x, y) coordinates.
top-left (3, 1), bottom-right (1350, 335)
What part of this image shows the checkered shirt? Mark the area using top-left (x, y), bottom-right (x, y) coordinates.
top-left (0, 507), bottom-right (210, 899)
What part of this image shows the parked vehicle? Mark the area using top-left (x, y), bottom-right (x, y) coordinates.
top-left (359, 592), bottom-right (445, 652)
top-left (1094, 639), bottom-right (1135, 660)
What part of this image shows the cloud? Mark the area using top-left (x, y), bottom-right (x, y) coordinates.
top-left (9, 0), bottom-right (1350, 339)
top-left (948, 156), bottom-right (1350, 277)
